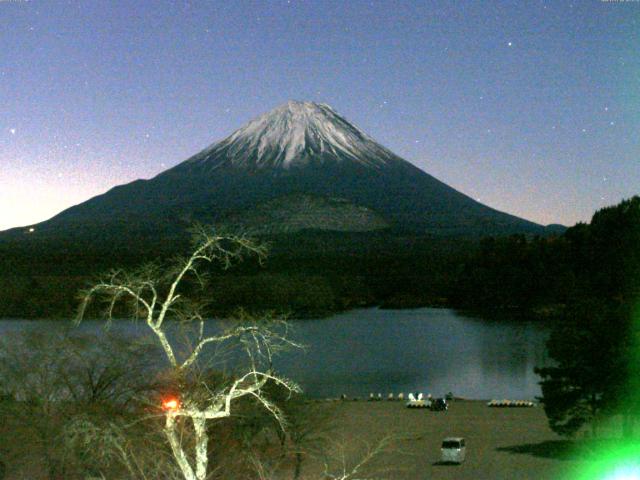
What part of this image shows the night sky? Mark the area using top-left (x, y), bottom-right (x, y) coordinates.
top-left (1, 0), bottom-right (638, 231)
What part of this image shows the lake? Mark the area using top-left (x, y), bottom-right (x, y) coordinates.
top-left (0, 308), bottom-right (549, 400)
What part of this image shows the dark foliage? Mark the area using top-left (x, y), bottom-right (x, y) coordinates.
top-left (0, 196), bottom-right (638, 320)
top-left (452, 196), bottom-right (640, 314)
top-left (535, 301), bottom-right (633, 437)
top-left (531, 197), bottom-right (640, 437)
top-left (450, 234), bottom-right (573, 311)
top-left (0, 230), bottom-right (471, 319)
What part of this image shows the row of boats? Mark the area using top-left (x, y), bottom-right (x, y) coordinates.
top-left (487, 399), bottom-right (536, 408)
top-left (340, 393), bottom-right (535, 408)
top-left (339, 392), bottom-right (449, 409)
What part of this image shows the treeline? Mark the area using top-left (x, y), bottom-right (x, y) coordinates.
top-left (0, 276), bottom-right (89, 319)
top-left (452, 196), bottom-right (640, 437)
top-left (0, 231), bottom-right (469, 319)
top-left (451, 196), bottom-right (640, 315)
top-left (1, 197), bottom-right (637, 320)
top-left (532, 197), bottom-right (639, 438)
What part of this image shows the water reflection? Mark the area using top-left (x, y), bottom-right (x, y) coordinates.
top-left (0, 308), bottom-right (549, 400)
top-left (274, 308), bottom-right (550, 400)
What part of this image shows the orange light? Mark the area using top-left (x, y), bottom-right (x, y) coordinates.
top-left (162, 398), bottom-right (180, 411)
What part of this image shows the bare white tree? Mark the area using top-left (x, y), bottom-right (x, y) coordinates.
top-left (77, 227), bottom-right (301, 480)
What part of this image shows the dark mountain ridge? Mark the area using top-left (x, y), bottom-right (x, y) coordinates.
top-left (0, 101), bottom-right (571, 318)
top-left (2, 101), bottom-right (554, 243)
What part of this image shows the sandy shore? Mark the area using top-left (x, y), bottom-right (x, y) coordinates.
top-left (305, 399), bottom-right (579, 480)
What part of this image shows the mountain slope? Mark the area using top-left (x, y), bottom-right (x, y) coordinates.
top-left (3, 101), bottom-right (549, 241)
top-left (221, 194), bottom-right (390, 234)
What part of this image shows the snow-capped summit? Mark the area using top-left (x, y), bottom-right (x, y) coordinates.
top-left (6, 100), bottom-right (549, 242)
top-left (186, 100), bottom-right (401, 171)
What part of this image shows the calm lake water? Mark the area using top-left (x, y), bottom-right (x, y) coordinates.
top-left (0, 308), bottom-right (549, 400)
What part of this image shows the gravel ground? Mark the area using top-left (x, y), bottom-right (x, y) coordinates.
top-left (0, 399), bottom-right (590, 479)
top-left (307, 399), bottom-right (580, 480)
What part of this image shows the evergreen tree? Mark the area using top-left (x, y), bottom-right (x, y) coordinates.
top-left (535, 300), bottom-right (633, 437)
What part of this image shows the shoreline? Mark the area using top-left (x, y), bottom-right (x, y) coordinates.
top-left (0, 303), bottom-right (553, 322)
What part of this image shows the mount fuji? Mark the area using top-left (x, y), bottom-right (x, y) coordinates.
top-left (5, 101), bottom-right (551, 242)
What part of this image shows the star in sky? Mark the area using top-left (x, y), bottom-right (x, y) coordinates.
top-left (1, 0), bottom-right (638, 230)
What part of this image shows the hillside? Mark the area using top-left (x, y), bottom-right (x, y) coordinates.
top-left (1, 101), bottom-right (550, 244)
top-left (0, 101), bottom-right (565, 318)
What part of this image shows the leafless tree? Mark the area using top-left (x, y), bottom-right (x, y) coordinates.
top-left (77, 227), bottom-right (302, 480)
top-left (0, 329), bottom-right (158, 479)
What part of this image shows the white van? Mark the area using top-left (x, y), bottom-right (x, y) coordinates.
top-left (441, 437), bottom-right (466, 464)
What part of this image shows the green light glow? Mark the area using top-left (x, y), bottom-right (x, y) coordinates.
top-left (572, 443), bottom-right (640, 480)
top-left (571, 300), bottom-right (640, 480)
top-left (602, 466), bottom-right (640, 480)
